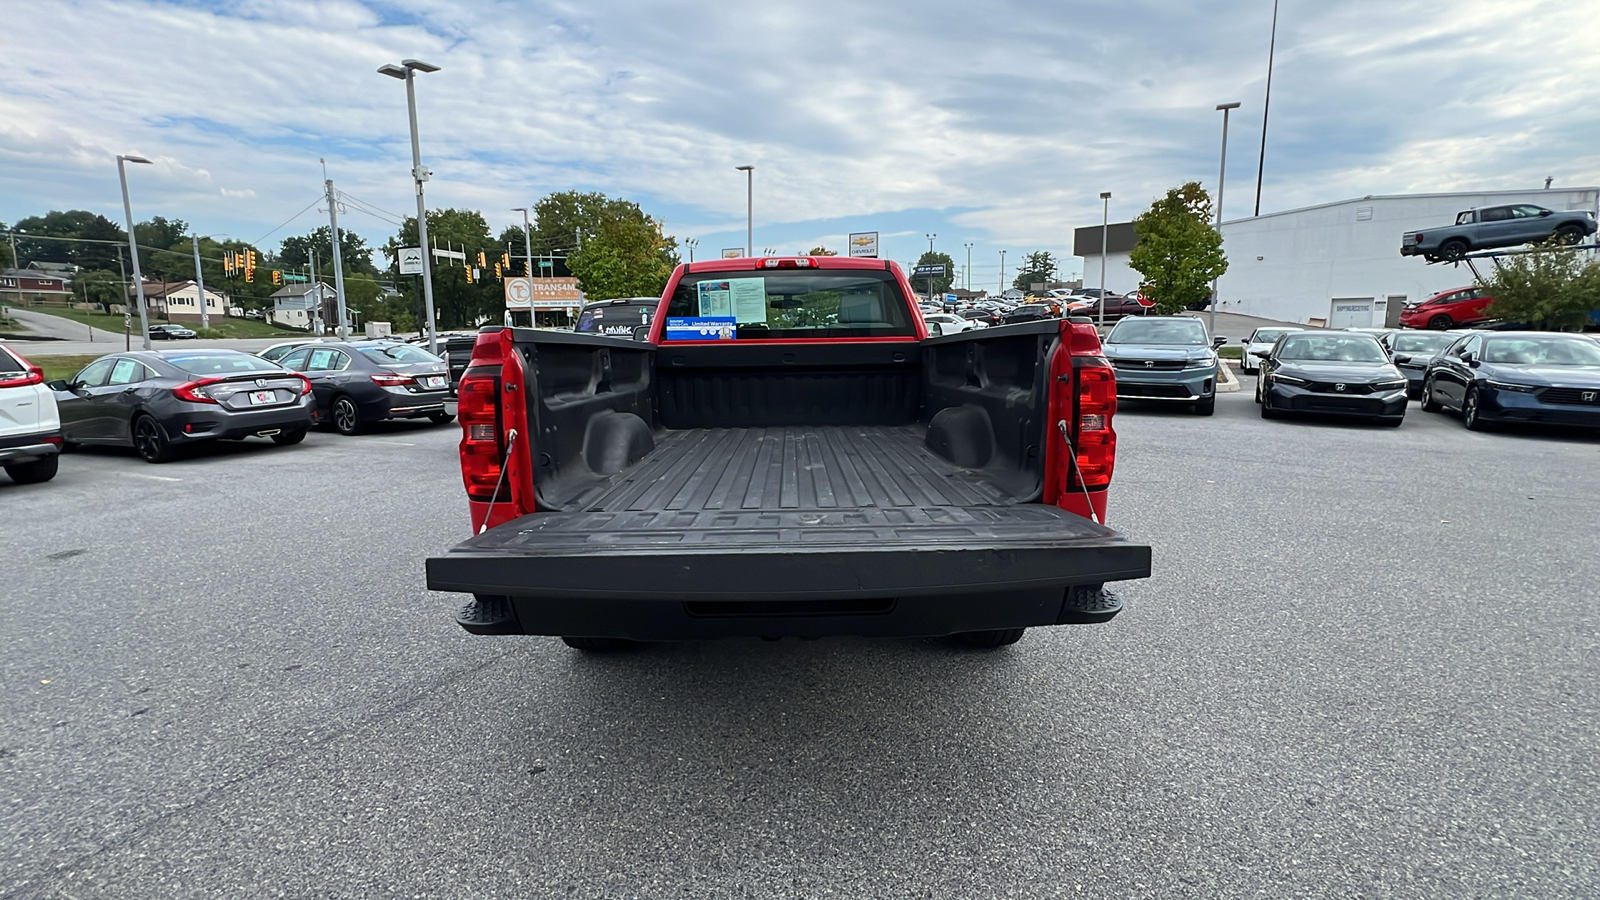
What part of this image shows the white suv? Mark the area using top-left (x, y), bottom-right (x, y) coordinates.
top-left (0, 344), bottom-right (62, 484)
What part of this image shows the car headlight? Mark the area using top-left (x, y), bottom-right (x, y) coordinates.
top-left (1485, 379), bottom-right (1538, 393)
top-left (1185, 356), bottom-right (1217, 369)
top-left (1271, 373), bottom-right (1307, 386)
top-left (1374, 380), bottom-right (1407, 391)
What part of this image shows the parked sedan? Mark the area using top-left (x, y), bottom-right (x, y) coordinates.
top-left (1001, 304), bottom-right (1056, 325)
top-left (957, 307), bottom-right (1004, 327)
top-left (1239, 326), bottom-right (1303, 374)
top-left (923, 312), bottom-right (980, 333)
top-left (1421, 332), bottom-right (1600, 431)
top-left (49, 350), bottom-right (313, 463)
top-left (1072, 295), bottom-right (1153, 323)
top-left (1254, 332), bottom-right (1408, 426)
top-left (276, 340), bottom-right (452, 435)
top-left (1398, 286), bottom-right (1494, 330)
top-left (147, 324), bottom-right (198, 340)
top-left (1385, 331), bottom-right (1461, 398)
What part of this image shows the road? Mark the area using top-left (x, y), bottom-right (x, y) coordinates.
top-left (2, 395), bottom-right (1597, 898)
top-left (2, 307), bottom-right (125, 344)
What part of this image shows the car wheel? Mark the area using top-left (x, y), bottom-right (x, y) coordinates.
top-left (955, 628), bottom-right (1026, 648)
top-left (132, 415), bottom-right (173, 463)
top-left (428, 412), bottom-right (456, 425)
top-left (331, 396), bottom-right (362, 435)
top-left (1192, 395), bottom-right (1215, 416)
top-left (1554, 224), bottom-right (1585, 245)
top-left (1260, 386), bottom-right (1280, 419)
top-left (1462, 386), bottom-right (1488, 431)
top-left (1440, 239), bottom-right (1468, 261)
top-left (271, 428), bottom-right (308, 446)
top-left (560, 636), bottom-right (641, 652)
top-left (4, 454), bottom-right (59, 484)
top-left (1420, 377), bottom-right (1442, 412)
top-left (1427, 314), bottom-right (1453, 330)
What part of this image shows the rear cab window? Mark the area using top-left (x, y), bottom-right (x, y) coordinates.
top-left (662, 268), bottom-right (915, 341)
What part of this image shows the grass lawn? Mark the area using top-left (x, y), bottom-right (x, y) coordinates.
top-left (21, 305), bottom-right (300, 339)
top-left (1218, 345), bottom-right (1243, 359)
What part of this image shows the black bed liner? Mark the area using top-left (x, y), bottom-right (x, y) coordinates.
top-left (566, 425), bottom-right (1019, 513)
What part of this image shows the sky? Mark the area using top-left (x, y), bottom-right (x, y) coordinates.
top-left (3, 0), bottom-right (1599, 290)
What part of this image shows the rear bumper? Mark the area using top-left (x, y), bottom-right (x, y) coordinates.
top-left (427, 505), bottom-right (1152, 639)
top-left (169, 402), bottom-right (314, 441)
top-left (0, 432), bottom-right (61, 465)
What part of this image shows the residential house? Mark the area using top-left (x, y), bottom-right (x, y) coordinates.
top-left (135, 281), bottom-right (229, 323)
top-left (1, 268), bottom-right (74, 305)
top-left (271, 282), bottom-right (354, 333)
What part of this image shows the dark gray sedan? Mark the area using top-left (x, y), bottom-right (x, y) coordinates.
top-left (49, 350), bottom-right (314, 463)
top-left (276, 341), bottom-right (453, 435)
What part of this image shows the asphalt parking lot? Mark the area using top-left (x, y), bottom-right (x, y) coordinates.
top-left (3, 392), bottom-right (1597, 898)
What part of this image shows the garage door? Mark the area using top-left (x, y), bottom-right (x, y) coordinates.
top-left (1328, 298), bottom-right (1374, 329)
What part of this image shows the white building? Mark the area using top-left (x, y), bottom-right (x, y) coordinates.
top-left (137, 281), bottom-right (230, 322)
top-left (270, 282), bottom-right (353, 332)
top-left (1076, 187), bottom-right (1600, 328)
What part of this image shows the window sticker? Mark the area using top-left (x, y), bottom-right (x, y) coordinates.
top-left (729, 278), bottom-right (767, 324)
top-left (697, 281), bottom-right (733, 318)
top-left (665, 317), bottom-right (737, 341)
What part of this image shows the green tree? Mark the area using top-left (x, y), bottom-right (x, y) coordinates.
top-left (530, 191), bottom-right (677, 268)
top-left (806, 245), bottom-right (839, 256)
top-left (567, 214), bottom-right (677, 299)
top-left (279, 226), bottom-right (378, 274)
top-left (1481, 237), bottom-right (1600, 330)
top-left (383, 208), bottom-right (505, 329)
top-left (910, 251), bottom-right (956, 295)
top-left (13, 210), bottom-right (127, 272)
top-left (1012, 250), bottom-right (1058, 292)
top-left (1128, 182), bottom-right (1227, 315)
top-left (72, 269), bottom-right (124, 310)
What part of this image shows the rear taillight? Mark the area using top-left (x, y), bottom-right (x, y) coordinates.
top-left (172, 377), bottom-right (224, 403)
top-left (1414, 234), bottom-right (1424, 243)
top-left (1072, 359), bottom-right (1117, 489)
top-left (0, 365), bottom-right (44, 388)
top-left (295, 375), bottom-right (313, 395)
top-left (371, 372), bottom-right (415, 387)
top-left (457, 368), bottom-right (507, 502)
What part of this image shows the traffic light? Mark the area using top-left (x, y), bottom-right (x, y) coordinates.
top-left (245, 268), bottom-right (254, 283)
top-left (501, 251), bottom-right (510, 269)
top-left (272, 270), bottom-right (282, 285)
top-left (223, 251), bottom-right (234, 275)
top-left (464, 265), bottom-right (474, 284)
top-left (246, 249), bottom-right (258, 270)
top-left (477, 250), bottom-right (487, 268)
top-left (494, 262), bottom-right (502, 278)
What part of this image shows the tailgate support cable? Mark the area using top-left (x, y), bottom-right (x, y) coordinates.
top-left (1057, 419), bottom-right (1101, 525)
top-left (477, 428), bottom-right (518, 534)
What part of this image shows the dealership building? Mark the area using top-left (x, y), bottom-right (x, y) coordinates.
top-left (1075, 186), bottom-right (1600, 328)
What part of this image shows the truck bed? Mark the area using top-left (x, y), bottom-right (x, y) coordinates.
top-left (563, 425), bottom-right (1020, 513)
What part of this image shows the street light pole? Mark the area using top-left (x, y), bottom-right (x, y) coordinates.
top-left (1255, 0), bottom-right (1280, 218)
top-left (684, 237), bottom-right (698, 263)
top-left (117, 154), bottom-right (154, 350)
top-left (998, 249), bottom-right (1007, 296)
top-left (379, 59), bottom-right (441, 354)
top-left (963, 242), bottom-right (973, 290)
top-left (1098, 191), bottom-right (1111, 330)
top-left (735, 165), bottom-right (754, 256)
top-left (512, 207), bottom-right (534, 276)
top-left (1213, 102), bottom-right (1241, 335)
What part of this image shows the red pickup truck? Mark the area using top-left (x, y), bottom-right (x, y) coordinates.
top-left (425, 256), bottom-right (1152, 649)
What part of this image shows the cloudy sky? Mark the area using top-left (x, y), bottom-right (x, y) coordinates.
top-left (3, 0), bottom-right (1598, 287)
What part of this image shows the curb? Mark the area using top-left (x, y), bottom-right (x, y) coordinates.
top-left (1216, 359), bottom-right (1241, 393)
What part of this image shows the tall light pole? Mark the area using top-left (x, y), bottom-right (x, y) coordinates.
top-left (322, 160), bottom-right (350, 340)
top-left (736, 165), bottom-right (754, 256)
top-left (117, 154), bottom-right (154, 350)
top-left (998, 250), bottom-right (1007, 296)
top-left (511, 207), bottom-right (535, 277)
top-left (379, 58), bottom-right (441, 353)
top-left (1213, 101), bottom-right (1241, 335)
top-left (1255, 0), bottom-right (1280, 217)
top-left (684, 237), bottom-right (698, 263)
top-left (963, 242), bottom-right (973, 290)
top-left (1098, 191), bottom-right (1112, 330)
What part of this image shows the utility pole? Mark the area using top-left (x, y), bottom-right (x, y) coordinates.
top-left (513, 207), bottom-right (535, 276)
top-left (324, 162), bottom-right (350, 339)
top-left (963, 242), bottom-right (973, 290)
top-left (999, 250), bottom-right (1007, 296)
top-left (311, 247), bottom-right (322, 335)
top-left (191, 235), bottom-right (210, 331)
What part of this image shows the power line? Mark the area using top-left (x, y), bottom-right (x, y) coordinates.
top-left (247, 196), bottom-right (325, 248)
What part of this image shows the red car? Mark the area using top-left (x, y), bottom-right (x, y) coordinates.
top-left (1398, 286), bottom-right (1494, 330)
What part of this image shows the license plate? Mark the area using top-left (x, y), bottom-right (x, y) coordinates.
top-left (424, 376), bottom-right (446, 388)
top-left (248, 390), bottom-right (277, 405)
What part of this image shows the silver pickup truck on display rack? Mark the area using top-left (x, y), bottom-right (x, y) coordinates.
top-left (1401, 203), bottom-right (1596, 262)
top-left (425, 255), bottom-right (1152, 650)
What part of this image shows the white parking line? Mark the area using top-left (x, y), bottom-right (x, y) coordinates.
top-left (358, 440), bottom-right (418, 447)
top-left (118, 472), bottom-right (183, 482)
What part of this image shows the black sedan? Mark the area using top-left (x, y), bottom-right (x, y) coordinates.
top-left (1421, 332), bottom-right (1600, 431)
top-left (148, 324), bottom-right (198, 340)
top-left (958, 307), bottom-right (1004, 327)
top-left (1253, 332), bottom-right (1408, 426)
top-left (1386, 330), bottom-right (1462, 399)
top-left (49, 350), bottom-right (313, 463)
top-left (1001, 304), bottom-right (1055, 325)
top-left (276, 340), bottom-right (452, 435)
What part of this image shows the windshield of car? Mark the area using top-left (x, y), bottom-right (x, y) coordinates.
top-left (1482, 336), bottom-right (1600, 366)
top-left (165, 353), bottom-right (284, 375)
top-left (359, 344), bottom-right (441, 365)
top-left (1252, 329), bottom-right (1295, 344)
top-left (575, 302), bottom-right (656, 335)
top-left (1107, 318), bottom-right (1207, 345)
top-left (1391, 333), bottom-right (1456, 354)
top-left (1276, 334), bottom-right (1388, 362)
top-left (663, 269), bottom-right (914, 339)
